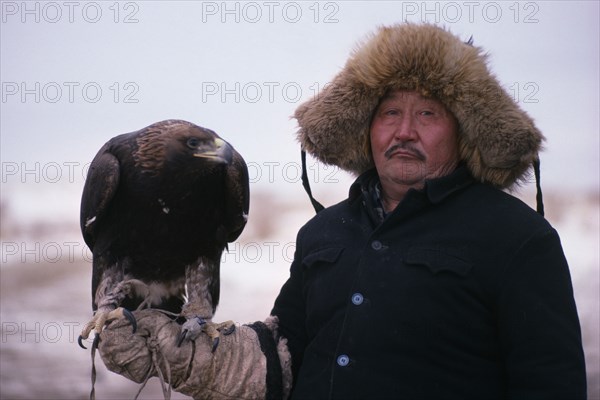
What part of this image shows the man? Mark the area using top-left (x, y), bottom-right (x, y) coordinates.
top-left (97, 23), bottom-right (587, 399)
top-left (368, 90), bottom-right (461, 207)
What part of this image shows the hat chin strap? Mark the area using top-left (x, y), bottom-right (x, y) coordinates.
top-left (301, 150), bottom-right (325, 214)
top-left (300, 149), bottom-right (546, 217)
top-left (533, 158), bottom-right (545, 217)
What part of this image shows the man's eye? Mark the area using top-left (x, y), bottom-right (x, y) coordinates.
top-left (420, 110), bottom-right (434, 116)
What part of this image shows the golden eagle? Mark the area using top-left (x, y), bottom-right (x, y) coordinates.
top-left (78, 120), bottom-right (249, 350)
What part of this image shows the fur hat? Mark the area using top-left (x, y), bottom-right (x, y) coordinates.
top-left (294, 23), bottom-right (544, 189)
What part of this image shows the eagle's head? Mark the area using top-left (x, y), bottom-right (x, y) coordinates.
top-left (134, 120), bottom-right (233, 174)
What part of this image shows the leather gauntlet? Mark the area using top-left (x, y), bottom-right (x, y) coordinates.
top-left (98, 309), bottom-right (292, 400)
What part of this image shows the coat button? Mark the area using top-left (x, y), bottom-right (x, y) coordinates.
top-left (351, 293), bottom-right (364, 305)
top-left (371, 240), bottom-right (383, 250)
top-left (337, 354), bottom-right (350, 367)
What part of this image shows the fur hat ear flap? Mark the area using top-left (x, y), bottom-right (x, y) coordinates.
top-left (294, 23), bottom-right (544, 189)
top-left (294, 77), bottom-right (378, 175)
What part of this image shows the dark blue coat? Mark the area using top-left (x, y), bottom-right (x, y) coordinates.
top-left (271, 167), bottom-right (586, 399)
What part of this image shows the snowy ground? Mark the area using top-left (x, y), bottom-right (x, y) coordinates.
top-left (1, 187), bottom-right (598, 400)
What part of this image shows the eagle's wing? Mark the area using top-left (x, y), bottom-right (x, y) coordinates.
top-left (178, 143), bottom-right (249, 348)
top-left (224, 147), bottom-right (250, 242)
top-left (80, 143), bottom-right (120, 249)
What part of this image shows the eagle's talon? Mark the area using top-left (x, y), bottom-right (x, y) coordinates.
top-left (177, 329), bottom-right (188, 347)
top-left (78, 332), bottom-right (101, 350)
top-left (207, 320), bottom-right (235, 351)
top-left (211, 337), bottom-right (220, 353)
top-left (177, 317), bottom-right (205, 346)
top-left (92, 333), bottom-right (100, 350)
top-left (78, 307), bottom-right (136, 349)
top-left (222, 324), bottom-right (236, 336)
top-left (78, 335), bottom-right (88, 349)
top-left (123, 308), bottom-right (137, 333)
top-left (177, 317), bottom-right (235, 351)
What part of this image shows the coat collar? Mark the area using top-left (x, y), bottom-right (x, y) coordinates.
top-left (424, 165), bottom-right (474, 204)
top-left (349, 165), bottom-right (474, 220)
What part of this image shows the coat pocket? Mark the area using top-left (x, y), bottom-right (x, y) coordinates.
top-left (302, 247), bottom-right (345, 269)
top-left (301, 247), bottom-right (347, 314)
top-left (404, 247), bottom-right (472, 276)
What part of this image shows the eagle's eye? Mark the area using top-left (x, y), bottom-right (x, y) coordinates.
top-left (186, 137), bottom-right (201, 149)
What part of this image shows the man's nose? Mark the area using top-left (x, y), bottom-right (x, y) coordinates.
top-left (393, 114), bottom-right (418, 141)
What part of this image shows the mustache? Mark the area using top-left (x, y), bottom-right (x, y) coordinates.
top-left (384, 143), bottom-right (426, 161)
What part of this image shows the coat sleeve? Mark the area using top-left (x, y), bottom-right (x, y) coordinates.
top-left (271, 227), bottom-right (310, 389)
top-left (496, 227), bottom-right (587, 400)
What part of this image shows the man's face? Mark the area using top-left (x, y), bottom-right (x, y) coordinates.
top-left (370, 90), bottom-right (460, 189)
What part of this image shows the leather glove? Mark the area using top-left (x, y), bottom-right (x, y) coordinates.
top-left (97, 309), bottom-right (292, 400)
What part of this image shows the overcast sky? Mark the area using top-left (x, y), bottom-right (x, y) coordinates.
top-left (1, 1), bottom-right (599, 221)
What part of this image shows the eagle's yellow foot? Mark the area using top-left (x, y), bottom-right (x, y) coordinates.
top-left (177, 317), bottom-right (236, 352)
top-left (78, 307), bottom-right (137, 349)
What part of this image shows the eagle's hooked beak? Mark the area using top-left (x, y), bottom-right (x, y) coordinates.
top-left (193, 138), bottom-right (232, 164)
